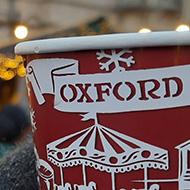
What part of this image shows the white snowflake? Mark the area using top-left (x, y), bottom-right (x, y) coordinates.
top-left (96, 49), bottom-right (135, 72)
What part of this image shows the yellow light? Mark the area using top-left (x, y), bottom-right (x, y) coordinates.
top-left (176, 24), bottom-right (190, 32)
top-left (4, 58), bottom-right (19, 69)
top-left (0, 70), bottom-right (15, 80)
top-left (138, 28), bottom-right (152, 33)
top-left (14, 25), bottom-right (28, 39)
top-left (17, 64), bottom-right (26, 77)
top-left (0, 66), bottom-right (7, 74)
top-left (15, 55), bottom-right (23, 63)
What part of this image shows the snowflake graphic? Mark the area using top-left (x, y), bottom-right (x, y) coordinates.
top-left (96, 49), bottom-right (135, 72)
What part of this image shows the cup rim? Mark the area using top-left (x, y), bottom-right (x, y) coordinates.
top-left (15, 31), bottom-right (190, 55)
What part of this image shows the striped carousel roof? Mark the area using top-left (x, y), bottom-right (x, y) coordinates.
top-left (47, 125), bottom-right (168, 173)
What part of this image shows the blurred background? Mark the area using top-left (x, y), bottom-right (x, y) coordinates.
top-left (0, 0), bottom-right (190, 157)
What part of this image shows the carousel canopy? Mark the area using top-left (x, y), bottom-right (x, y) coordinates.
top-left (47, 125), bottom-right (168, 173)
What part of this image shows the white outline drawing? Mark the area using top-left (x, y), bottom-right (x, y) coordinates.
top-left (37, 114), bottom-right (190, 190)
top-left (46, 115), bottom-right (168, 190)
top-left (27, 50), bottom-right (190, 189)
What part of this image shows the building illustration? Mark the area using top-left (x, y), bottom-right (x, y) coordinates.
top-left (176, 140), bottom-right (190, 190)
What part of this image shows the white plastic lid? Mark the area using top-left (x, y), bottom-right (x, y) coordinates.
top-left (15, 31), bottom-right (190, 55)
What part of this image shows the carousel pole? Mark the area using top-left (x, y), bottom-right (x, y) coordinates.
top-left (111, 172), bottom-right (116, 190)
top-left (144, 166), bottom-right (148, 190)
top-left (60, 166), bottom-right (65, 187)
top-left (82, 163), bottom-right (87, 186)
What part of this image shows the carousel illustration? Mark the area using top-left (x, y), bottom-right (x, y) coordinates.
top-left (36, 114), bottom-right (190, 190)
top-left (36, 114), bottom-right (177, 190)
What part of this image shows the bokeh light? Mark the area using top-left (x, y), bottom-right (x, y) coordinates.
top-left (0, 55), bottom-right (25, 80)
top-left (176, 24), bottom-right (190, 32)
top-left (138, 28), bottom-right (152, 33)
top-left (14, 25), bottom-right (28, 39)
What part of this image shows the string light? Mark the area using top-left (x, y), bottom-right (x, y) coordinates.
top-left (176, 24), bottom-right (190, 32)
top-left (14, 25), bottom-right (28, 39)
top-left (138, 28), bottom-right (152, 33)
top-left (0, 55), bottom-right (25, 81)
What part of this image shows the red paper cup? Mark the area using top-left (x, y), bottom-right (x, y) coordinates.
top-left (15, 32), bottom-right (190, 190)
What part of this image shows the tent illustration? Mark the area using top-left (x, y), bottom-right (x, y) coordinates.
top-left (46, 124), bottom-right (169, 190)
